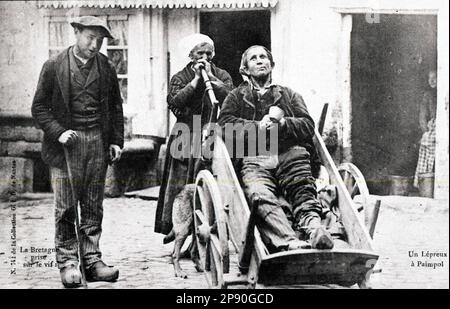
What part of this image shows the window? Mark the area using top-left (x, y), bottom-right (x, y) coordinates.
top-left (48, 17), bottom-right (70, 58)
top-left (106, 17), bottom-right (128, 104)
top-left (47, 15), bottom-right (129, 103)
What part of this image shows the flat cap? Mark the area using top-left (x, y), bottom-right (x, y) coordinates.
top-left (70, 16), bottom-right (114, 39)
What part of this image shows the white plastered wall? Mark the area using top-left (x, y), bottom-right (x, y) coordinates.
top-left (270, 0), bottom-right (448, 200)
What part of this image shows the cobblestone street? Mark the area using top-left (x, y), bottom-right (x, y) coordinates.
top-left (0, 194), bottom-right (448, 289)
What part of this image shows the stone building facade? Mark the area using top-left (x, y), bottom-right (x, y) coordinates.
top-left (0, 0), bottom-right (448, 200)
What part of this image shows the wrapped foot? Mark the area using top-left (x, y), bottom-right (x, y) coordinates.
top-left (309, 226), bottom-right (334, 249)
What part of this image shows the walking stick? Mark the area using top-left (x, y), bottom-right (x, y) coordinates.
top-left (63, 146), bottom-right (88, 289)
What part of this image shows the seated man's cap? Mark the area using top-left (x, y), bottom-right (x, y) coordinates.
top-left (70, 16), bottom-right (114, 39)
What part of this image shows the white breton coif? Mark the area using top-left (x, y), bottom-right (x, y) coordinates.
top-left (177, 33), bottom-right (215, 62)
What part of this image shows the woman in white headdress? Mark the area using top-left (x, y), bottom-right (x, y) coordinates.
top-left (155, 33), bottom-right (234, 235)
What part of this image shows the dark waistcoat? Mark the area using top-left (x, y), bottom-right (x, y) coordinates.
top-left (69, 49), bottom-right (102, 129)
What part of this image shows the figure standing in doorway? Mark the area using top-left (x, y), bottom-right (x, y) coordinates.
top-left (414, 70), bottom-right (437, 189)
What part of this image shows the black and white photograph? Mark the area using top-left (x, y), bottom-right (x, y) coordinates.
top-left (0, 0), bottom-right (448, 291)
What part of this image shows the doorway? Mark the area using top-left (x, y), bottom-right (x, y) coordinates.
top-left (351, 14), bottom-right (437, 195)
top-left (200, 10), bottom-right (271, 85)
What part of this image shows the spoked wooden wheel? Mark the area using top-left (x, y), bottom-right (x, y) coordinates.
top-left (338, 163), bottom-right (370, 224)
top-left (194, 170), bottom-right (230, 289)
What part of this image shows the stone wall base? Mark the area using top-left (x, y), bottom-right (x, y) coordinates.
top-left (0, 157), bottom-right (33, 201)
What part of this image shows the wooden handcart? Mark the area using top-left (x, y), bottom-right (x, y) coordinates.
top-left (193, 73), bottom-right (379, 289)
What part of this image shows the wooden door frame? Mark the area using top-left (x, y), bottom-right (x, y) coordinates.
top-left (335, 8), bottom-right (448, 200)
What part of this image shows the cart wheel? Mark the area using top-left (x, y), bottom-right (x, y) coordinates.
top-left (194, 170), bottom-right (230, 289)
top-left (338, 163), bottom-right (370, 223)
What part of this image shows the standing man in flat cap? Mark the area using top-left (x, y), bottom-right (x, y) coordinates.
top-left (32, 16), bottom-right (124, 288)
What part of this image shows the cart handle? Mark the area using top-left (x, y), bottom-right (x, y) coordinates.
top-left (318, 103), bottom-right (329, 136)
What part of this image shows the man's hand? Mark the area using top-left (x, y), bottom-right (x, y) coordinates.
top-left (58, 130), bottom-right (78, 146)
top-left (109, 144), bottom-right (122, 163)
top-left (259, 115), bottom-right (275, 130)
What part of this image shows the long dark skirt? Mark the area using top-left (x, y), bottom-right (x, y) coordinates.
top-left (154, 130), bottom-right (189, 234)
top-left (154, 130), bottom-right (205, 235)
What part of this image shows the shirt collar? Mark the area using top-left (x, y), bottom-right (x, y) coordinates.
top-left (72, 46), bottom-right (90, 65)
top-left (248, 76), bottom-right (276, 96)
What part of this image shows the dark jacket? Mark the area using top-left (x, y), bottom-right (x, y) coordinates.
top-left (218, 82), bottom-right (321, 170)
top-left (167, 63), bottom-right (233, 131)
top-left (155, 63), bottom-right (233, 235)
top-left (31, 47), bottom-right (124, 169)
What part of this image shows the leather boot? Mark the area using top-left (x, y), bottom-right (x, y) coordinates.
top-left (307, 217), bottom-right (334, 250)
top-left (85, 261), bottom-right (119, 282)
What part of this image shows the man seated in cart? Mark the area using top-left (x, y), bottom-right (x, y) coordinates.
top-left (218, 45), bottom-right (334, 252)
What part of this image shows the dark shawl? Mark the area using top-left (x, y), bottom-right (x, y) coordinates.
top-left (155, 63), bottom-right (233, 235)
